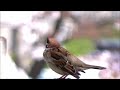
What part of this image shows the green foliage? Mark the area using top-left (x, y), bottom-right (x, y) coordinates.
top-left (111, 27), bottom-right (120, 38)
top-left (64, 38), bottom-right (95, 56)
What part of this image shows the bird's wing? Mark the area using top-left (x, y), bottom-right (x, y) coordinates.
top-left (60, 48), bottom-right (106, 71)
top-left (59, 47), bottom-right (86, 66)
top-left (50, 48), bottom-right (80, 79)
top-left (58, 47), bottom-right (86, 73)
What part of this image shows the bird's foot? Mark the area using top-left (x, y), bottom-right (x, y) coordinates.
top-left (56, 75), bottom-right (68, 79)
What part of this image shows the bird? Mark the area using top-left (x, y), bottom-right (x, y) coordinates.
top-left (43, 37), bottom-right (106, 79)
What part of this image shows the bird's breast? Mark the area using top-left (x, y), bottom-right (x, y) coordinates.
top-left (43, 49), bottom-right (52, 62)
top-left (43, 48), bottom-right (68, 75)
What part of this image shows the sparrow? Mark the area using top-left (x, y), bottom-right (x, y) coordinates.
top-left (43, 37), bottom-right (106, 79)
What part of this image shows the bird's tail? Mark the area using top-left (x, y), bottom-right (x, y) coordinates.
top-left (83, 64), bottom-right (106, 70)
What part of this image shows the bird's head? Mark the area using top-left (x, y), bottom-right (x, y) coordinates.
top-left (46, 37), bottom-right (60, 48)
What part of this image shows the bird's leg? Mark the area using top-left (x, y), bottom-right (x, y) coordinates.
top-left (59, 75), bottom-right (65, 79)
top-left (62, 75), bottom-right (68, 79)
top-left (54, 75), bottom-right (65, 79)
top-left (58, 75), bottom-right (68, 79)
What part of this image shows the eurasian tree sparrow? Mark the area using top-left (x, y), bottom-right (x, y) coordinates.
top-left (43, 37), bottom-right (106, 79)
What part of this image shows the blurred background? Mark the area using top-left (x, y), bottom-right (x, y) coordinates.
top-left (0, 11), bottom-right (120, 79)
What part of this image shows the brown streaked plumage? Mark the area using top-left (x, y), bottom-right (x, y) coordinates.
top-left (43, 37), bottom-right (106, 79)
